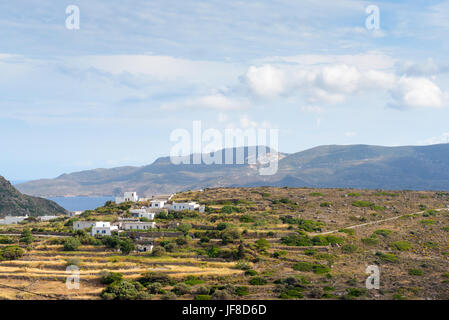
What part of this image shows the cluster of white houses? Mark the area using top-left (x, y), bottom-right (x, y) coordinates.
top-left (0, 214), bottom-right (60, 225)
top-left (72, 192), bottom-right (203, 237)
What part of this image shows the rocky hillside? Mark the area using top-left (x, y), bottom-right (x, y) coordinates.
top-left (15, 143), bottom-right (449, 197)
top-left (0, 176), bottom-right (68, 217)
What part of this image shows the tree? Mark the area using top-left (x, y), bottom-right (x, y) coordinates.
top-left (1, 246), bottom-right (24, 260)
top-left (119, 239), bottom-right (135, 255)
top-left (20, 228), bottom-right (34, 245)
top-left (63, 237), bottom-right (81, 251)
top-left (100, 271), bottom-right (123, 284)
top-left (177, 223), bottom-right (192, 236)
top-left (255, 238), bottom-right (270, 252)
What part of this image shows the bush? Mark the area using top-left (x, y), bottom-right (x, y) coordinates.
top-left (101, 280), bottom-right (145, 300)
top-left (172, 283), bottom-right (191, 296)
top-left (63, 237), bottom-right (81, 251)
top-left (292, 261), bottom-right (314, 272)
top-left (235, 286), bottom-right (249, 296)
top-left (119, 239), bottom-right (135, 255)
top-left (390, 240), bottom-right (412, 251)
top-left (341, 244), bottom-right (357, 253)
top-left (373, 229), bottom-right (393, 237)
top-left (146, 282), bottom-right (163, 294)
top-left (138, 272), bottom-right (171, 286)
top-left (408, 269), bottom-right (423, 276)
top-left (320, 202), bottom-right (331, 207)
top-left (376, 251), bottom-right (399, 263)
top-left (183, 275), bottom-right (204, 285)
top-left (239, 215), bottom-right (255, 223)
top-left (346, 288), bottom-right (367, 298)
top-left (20, 229), bottom-right (34, 245)
top-left (100, 271), bottom-right (123, 284)
top-left (152, 246), bottom-right (166, 257)
top-left (255, 238), bottom-right (270, 251)
top-left (244, 270), bottom-right (258, 276)
top-left (249, 277), bottom-right (267, 285)
top-left (0, 246), bottom-right (24, 260)
top-left (361, 237), bottom-right (378, 245)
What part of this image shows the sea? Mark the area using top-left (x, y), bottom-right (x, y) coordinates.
top-left (46, 196), bottom-right (115, 212)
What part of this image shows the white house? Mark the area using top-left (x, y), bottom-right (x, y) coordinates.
top-left (129, 208), bottom-right (156, 220)
top-left (91, 221), bottom-right (118, 236)
top-left (73, 221), bottom-right (97, 230)
top-left (122, 221), bottom-right (156, 231)
top-left (0, 215), bottom-right (29, 225)
top-left (150, 200), bottom-right (165, 209)
top-left (69, 211), bottom-right (82, 217)
top-left (39, 215), bottom-right (60, 222)
top-left (136, 243), bottom-right (154, 253)
top-left (115, 192), bottom-right (139, 204)
top-left (166, 201), bottom-right (200, 211)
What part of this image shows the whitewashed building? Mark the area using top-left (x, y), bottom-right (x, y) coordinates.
top-left (122, 221), bottom-right (156, 231)
top-left (166, 201), bottom-right (200, 212)
top-left (69, 211), bottom-right (82, 217)
top-left (129, 208), bottom-right (155, 220)
top-left (39, 215), bottom-right (60, 222)
top-left (115, 192), bottom-right (139, 204)
top-left (150, 200), bottom-right (165, 209)
top-left (0, 215), bottom-right (29, 225)
top-left (73, 221), bottom-right (96, 230)
top-left (91, 222), bottom-right (118, 236)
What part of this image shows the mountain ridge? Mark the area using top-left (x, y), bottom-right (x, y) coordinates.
top-left (15, 143), bottom-right (449, 197)
top-left (0, 176), bottom-right (69, 217)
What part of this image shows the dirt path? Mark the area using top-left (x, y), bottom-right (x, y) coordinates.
top-left (311, 208), bottom-right (447, 236)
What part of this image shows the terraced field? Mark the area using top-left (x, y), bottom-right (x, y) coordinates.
top-left (0, 187), bottom-right (448, 300)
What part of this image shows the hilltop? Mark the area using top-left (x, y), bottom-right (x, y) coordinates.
top-left (16, 143), bottom-right (449, 197)
top-left (0, 176), bottom-right (68, 217)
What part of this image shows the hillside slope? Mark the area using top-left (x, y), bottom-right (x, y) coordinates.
top-left (15, 143), bottom-right (449, 197)
top-left (0, 176), bottom-right (68, 217)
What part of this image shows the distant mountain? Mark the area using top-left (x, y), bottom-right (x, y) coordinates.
top-left (16, 143), bottom-right (449, 197)
top-left (0, 176), bottom-right (68, 217)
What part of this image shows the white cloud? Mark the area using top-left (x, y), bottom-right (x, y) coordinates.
top-left (389, 76), bottom-right (445, 109)
top-left (344, 131), bottom-right (357, 137)
top-left (244, 65), bottom-right (286, 97)
top-left (419, 132), bottom-right (449, 145)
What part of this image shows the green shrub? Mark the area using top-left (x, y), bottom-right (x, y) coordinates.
top-left (347, 192), bottom-right (360, 197)
top-left (346, 288), bottom-right (367, 298)
top-left (183, 275), bottom-right (204, 286)
top-left (376, 251), bottom-right (399, 263)
top-left (390, 240), bottom-right (412, 251)
top-left (0, 246), bottom-right (24, 260)
top-left (100, 272), bottom-right (124, 284)
top-left (63, 237), bottom-right (81, 251)
top-left (341, 244), bottom-right (357, 253)
top-left (408, 269), bottom-right (423, 276)
top-left (249, 277), bottom-right (267, 285)
top-left (172, 283), bottom-right (191, 296)
top-left (361, 237), bottom-right (378, 245)
top-left (309, 192), bottom-right (323, 197)
top-left (293, 261), bottom-right (314, 272)
top-left (320, 202), bottom-right (331, 207)
top-left (235, 286), bottom-right (249, 296)
top-left (373, 229), bottom-right (393, 237)
top-left (255, 238), bottom-right (270, 251)
top-left (245, 270), bottom-right (258, 276)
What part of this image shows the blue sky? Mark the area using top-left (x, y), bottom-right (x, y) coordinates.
top-left (1, 0), bottom-right (449, 180)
